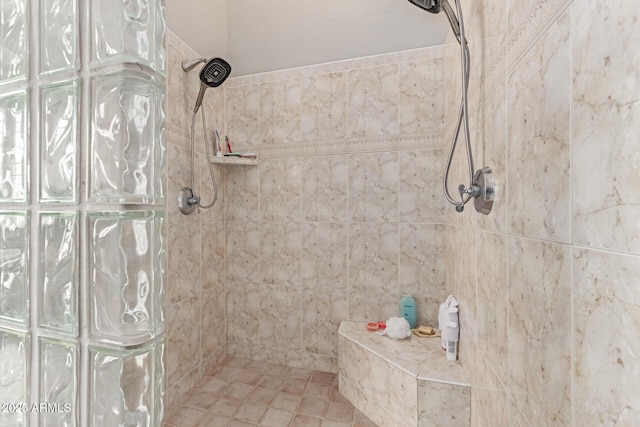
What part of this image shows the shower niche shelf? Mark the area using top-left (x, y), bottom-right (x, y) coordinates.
top-left (209, 156), bottom-right (258, 166)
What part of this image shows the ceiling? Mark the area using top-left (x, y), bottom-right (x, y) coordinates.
top-left (166, 0), bottom-right (449, 76)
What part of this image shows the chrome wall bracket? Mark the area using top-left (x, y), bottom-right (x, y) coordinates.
top-left (178, 187), bottom-right (199, 215)
top-left (457, 166), bottom-right (495, 215)
top-left (472, 166), bottom-right (494, 215)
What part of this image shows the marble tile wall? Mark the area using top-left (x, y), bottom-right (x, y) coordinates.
top-left (443, 0), bottom-right (640, 425)
top-left (165, 0), bottom-right (640, 424)
top-left (164, 30), bottom-right (227, 412)
top-left (223, 47), bottom-right (448, 373)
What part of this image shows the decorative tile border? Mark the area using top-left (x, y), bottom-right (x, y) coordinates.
top-left (506, 0), bottom-right (572, 71)
top-left (232, 132), bottom-right (443, 160)
top-left (473, 0), bottom-right (573, 109)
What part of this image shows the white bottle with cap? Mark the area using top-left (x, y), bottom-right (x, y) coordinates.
top-left (438, 295), bottom-right (460, 361)
top-left (444, 306), bottom-right (459, 361)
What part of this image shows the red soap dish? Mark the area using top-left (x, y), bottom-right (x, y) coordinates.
top-left (377, 321), bottom-right (386, 330)
top-left (366, 322), bottom-right (379, 331)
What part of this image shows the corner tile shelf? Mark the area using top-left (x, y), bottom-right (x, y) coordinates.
top-left (209, 156), bottom-right (258, 166)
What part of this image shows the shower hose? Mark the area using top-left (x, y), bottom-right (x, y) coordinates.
top-left (189, 106), bottom-right (218, 209)
top-left (442, 0), bottom-right (475, 212)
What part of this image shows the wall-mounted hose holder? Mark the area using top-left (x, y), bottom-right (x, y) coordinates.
top-left (178, 187), bottom-right (199, 215)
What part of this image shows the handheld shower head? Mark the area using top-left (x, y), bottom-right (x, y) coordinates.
top-left (408, 0), bottom-right (462, 44)
top-left (199, 58), bottom-right (232, 88)
top-left (407, 0), bottom-right (441, 13)
top-left (193, 58), bottom-right (232, 113)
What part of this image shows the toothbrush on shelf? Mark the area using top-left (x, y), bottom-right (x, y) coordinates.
top-left (214, 130), bottom-right (223, 156)
top-left (225, 135), bottom-right (232, 154)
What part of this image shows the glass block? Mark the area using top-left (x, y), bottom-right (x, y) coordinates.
top-left (154, 0), bottom-right (166, 76)
top-left (89, 341), bottom-right (163, 427)
top-left (39, 338), bottom-right (77, 427)
top-left (87, 211), bottom-right (164, 346)
top-left (38, 213), bottom-right (78, 336)
top-left (40, 0), bottom-right (78, 75)
top-left (153, 340), bottom-right (165, 426)
top-left (0, 90), bottom-right (28, 203)
top-left (90, 71), bottom-right (155, 204)
top-left (0, 212), bottom-right (28, 325)
top-left (0, 0), bottom-right (27, 83)
top-left (40, 81), bottom-right (79, 203)
top-left (91, 0), bottom-right (155, 68)
top-left (0, 329), bottom-right (28, 427)
top-left (153, 83), bottom-right (166, 204)
top-left (152, 213), bottom-right (165, 330)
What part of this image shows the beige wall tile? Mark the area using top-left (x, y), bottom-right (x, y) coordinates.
top-left (348, 64), bottom-right (399, 137)
top-left (572, 0), bottom-right (640, 254)
top-left (507, 13), bottom-right (571, 242)
top-left (399, 223), bottom-right (446, 326)
top-left (166, 221), bottom-right (201, 304)
top-left (259, 284), bottom-right (301, 350)
top-left (260, 222), bottom-right (301, 286)
top-left (338, 337), bottom-right (372, 398)
top-left (302, 289), bottom-right (348, 357)
top-left (348, 223), bottom-right (399, 322)
top-left (226, 222), bottom-right (260, 284)
top-left (371, 355), bottom-right (418, 426)
top-left (475, 231), bottom-right (507, 385)
top-left (260, 78), bottom-right (301, 144)
top-left (300, 156), bottom-right (348, 222)
top-left (418, 380), bottom-right (471, 427)
top-left (225, 166), bottom-right (260, 222)
top-left (508, 237), bottom-right (571, 426)
top-left (399, 58), bottom-right (444, 134)
top-left (573, 248), bottom-right (640, 425)
top-left (399, 150), bottom-right (444, 223)
top-left (200, 222), bottom-right (225, 291)
top-left (349, 152), bottom-right (399, 222)
top-left (166, 298), bottom-right (202, 385)
top-left (199, 288), bottom-right (226, 358)
top-left (260, 158), bottom-right (301, 221)
top-left (225, 84), bottom-right (261, 146)
top-left (476, 356), bottom-right (508, 427)
top-left (300, 73), bottom-right (348, 142)
top-left (227, 282), bottom-right (261, 355)
top-left (301, 222), bottom-right (348, 291)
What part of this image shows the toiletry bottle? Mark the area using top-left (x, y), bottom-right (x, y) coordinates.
top-left (445, 306), bottom-right (459, 361)
top-left (399, 295), bottom-right (417, 329)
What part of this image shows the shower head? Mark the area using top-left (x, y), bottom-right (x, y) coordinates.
top-left (182, 57), bottom-right (206, 72)
top-left (199, 57), bottom-right (232, 88)
top-left (408, 0), bottom-right (463, 44)
top-left (407, 0), bottom-right (441, 14)
top-left (193, 58), bottom-right (232, 113)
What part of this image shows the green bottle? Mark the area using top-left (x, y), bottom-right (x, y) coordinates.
top-left (399, 295), bottom-right (417, 328)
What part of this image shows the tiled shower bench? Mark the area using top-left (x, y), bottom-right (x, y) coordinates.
top-left (338, 321), bottom-right (471, 427)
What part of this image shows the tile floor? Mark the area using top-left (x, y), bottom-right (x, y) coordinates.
top-left (164, 357), bottom-right (377, 427)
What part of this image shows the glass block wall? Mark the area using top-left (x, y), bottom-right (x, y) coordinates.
top-left (0, 1), bottom-right (166, 426)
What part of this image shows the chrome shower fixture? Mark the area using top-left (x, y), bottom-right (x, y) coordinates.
top-left (178, 57), bottom-right (232, 216)
top-left (407, 0), bottom-right (441, 14)
top-left (408, 0), bottom-right (494, 215)
top-left (194, 57), bottom-right (232, 113)
top-left (182, 57), bottom-right (206, 72)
